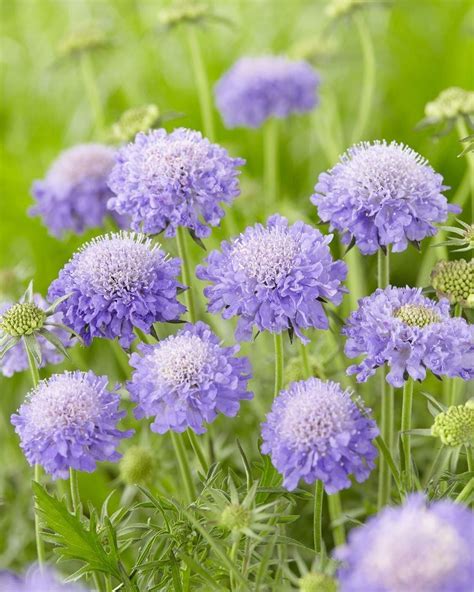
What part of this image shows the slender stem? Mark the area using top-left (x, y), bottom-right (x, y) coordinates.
top-left (447, 304), bottom-right (463, 406)
top-left (455, 477), bottom-right (474, 505)
top-left (273, 333), bottom-right (284, 399)
top-left (352, 13), bottom-right (376, 143)
top-left (79, 52), bottom-right (105, 136)
top-left (170, 432), bottom-right (196, 503)
top-left (375, 435), bottom-right (403, 496)
top-left (401, 378), bottom-right (414, 490)
top-left (186, 27), bottom-right (215, 141)
top-left (176, 226), bottom-right (198, 323)
top-left (313, 480), bottom-right (324, 556)
top-left (467, 446), bottom-right (473, 473)
top-left (456, 117), bottom-right (474, 218)
top-left (187, 430), bottom-right (209, 475)
top-left (345, 249), bottom-right (367, 313)
top-left (105, 575), bottom-right (113, 592)
top-left (69, 468), bottom-right (80, 515)
top-left (264, 117), bottom-right (279, 207)
top-left (299, 341), bottom-right (311, 378)
top-left (327, 493), bottom-right (345, 547)
top-left (229, 536), bottom-right (241, 591)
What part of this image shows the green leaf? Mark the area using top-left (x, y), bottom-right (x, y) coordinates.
top-left (39, 328), bottom-right (70, 359)
top-left (45, 292), bottom-right (73, 314)
top-left (24, 334), bottom-right (42, 366)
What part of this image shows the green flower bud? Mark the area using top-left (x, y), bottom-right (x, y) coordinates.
top-left (299, 572), bottom-right (338, 592)
top-left (159, 3), bottom-right (208, 28)
top-left (394, 304), bottom-right (440, 328)
top-left (119, 445), bottom-right (154, 485)
top-left (220, 504), bottom-right (251, 532)
top-left (111, 105), bottom-right (160, 143)
top-left (431, 401), bottom-right (474, 447)
top-left (58, 26), bottom-right (108, 58)
top-left (431, 259), bottom-right (474, 309)
top-left (284, 354), bottom-right (324, 386)
top-left (290, 37), bottom-right (337, 64)
top-left (425, 87), bottom-right (474, 122)
top-left (0, 302), bottom-right (46, 336)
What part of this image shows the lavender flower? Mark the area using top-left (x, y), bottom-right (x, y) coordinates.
top-left (214, 56), bottom-right (320, 128)
top-left (128, 322), bottom-right (252, 434)
top-left (11, 371), bottom-right (132, 479)
top-left (48, 232), bottom-right (185, 348)
top-left (261, 378), bottom-right (378, 493)
top-left (30, 143), bottom-right (119, 237)
top-left (196, 214), bottom-right (347, 343)
top-left (0, 565), bottom-right (88, 591)
top-left (336, 495), bottom-right (474, 592)
top-left (311, 141), bottom-right (457, 255)
top-left (107, 128), bottom-right (244, 238)
top-left (343, 286), bottom-right (474, 388)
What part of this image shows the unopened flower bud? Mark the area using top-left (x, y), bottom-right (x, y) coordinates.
top-left (0, 302), bottom-right (45, 336)
top-left (431, 259), bottom-right (474, 309)
top-left (119, 445), bottom-right (154, 485)
top-left (431, 402), bottom-right (474, 447)
top-left (299, 572), bottom-right (338, 592)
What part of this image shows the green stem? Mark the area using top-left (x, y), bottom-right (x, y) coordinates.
top-left (375, 435), bottom-right (403, 496)
top-left (105, 575), bottom-right (113, 592)
top-left (187, 430), bottom-right (209, 475)
top-left (111, 339), bottom-right (131, 378)
top-left (345, 249), bottom-right (367, 313)
top-left (352, 13), bottom-right (376, 143)
top-left (176, 226), bottom-right (198, 323)
top-left (273, 333), bottom-right (284, 399)
top-left (455, 477), bottom-right (474, 505)
top-left (456, 117), bottom-right (474, 218)
top-left (69, 468), bottom-right (80, 515)
top-left (186, 27), bottom-right (215, 141)
top-left (401, 378), bottom-right (414, 490)
top-left (170, 432), bottom-right (196, 503)
top-left (327, 493), bottom-right (345, 547)
top-left (467, 446), bottom-right (473, 473)
top-left (299, 341), bottom-right (311, 378)
top-left (313, 480), bottom-right (324, 557)
top-left (80, 52), bottom-right (105, 137)
top-left (229, 536), bottom-right (241, 591)
top-left (263, 118), bottom-right (279, 207)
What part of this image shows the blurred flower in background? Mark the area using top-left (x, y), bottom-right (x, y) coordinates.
top-left (0, 564), bottom-right (88, 591)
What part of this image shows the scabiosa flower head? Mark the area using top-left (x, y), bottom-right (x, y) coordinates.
top-left (0, 565), bottom-right (89, 591)
top-left (48, 232), bottom-right (185, 348)
top-left (215, 56), bottom-right (320, 128)
top-left (261, 378), bottom-right (378, 493)
top-left (107, 128), bottom-right (244, 238)
top-left (335, 495), bottom-right (474, 592)
top-left (197, 215), bottom-right (347, 343)
top-left (312, 140), bottom-right (456, 255)
top-left (128, 322), bottom-right (252, 434)
top-left (431, 400), bottom-right (474, 448)
top-left (11, 371), bottom-right (132, 479)
top-left (30, 143), bottom-right (120, 237)
top-left (431, 259), bottom-right (474, 309)
top-left (343, 286), bottom-right (474, 387)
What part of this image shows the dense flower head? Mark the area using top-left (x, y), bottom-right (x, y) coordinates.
top-left (107, 128), bottom-right (244, 238)
top-left (0, 295), bottom-right (70, 378)
top-left (11, 371), bottom-right (132, 479)
top-left (335, 495), bottom-right (474, 592)
top-left (0, 565), bottom-right (88, 591)
top-left (261, 378), bottom-right (378, 493)
top-left (197, 215), bottom-right (347, 342)
top-left (30, 143), bottom-right (119, 237)
top-left (214, 56), bottom-right (320, 128)
top-left (425, 87), bottom-right (474, 122)
top-left (431, 400), bottom-right (474, 447)
top-left (431, 259), bottom-right (473, 308)
top-left (312, 140), bottom-right (455, 255)
top-left (48, 231), bottom-right (185, 347)
top-left (128, 321), bottom-right (252, 434)
top-left (343, 286), bottom-right (474, 387)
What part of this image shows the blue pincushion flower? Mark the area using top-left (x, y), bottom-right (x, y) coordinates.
top-left (214, 56), bottom-right (320, 128)
top-left (30, 143), bottom-right (120, 237)
top-left (107, 128), bottom-right (245, 238)
top-left (335, 495), bottom-right (474, 592)
top-left (311, 141), bottom-right (457, 255)
top-left (48, 231), bottom-right (185, 348)
top-left (128, 321), bottom-right (252, 434)
top-left (343, 286), bottom-right (474, 388)
top-left (196, 214), bottom-right (347, 343)
top-left (261, 378), bottom-right (378, 493)
top-left (0, 566), bottom-right (88, 591)
top-left (11, 371), bottom-right (133, 479)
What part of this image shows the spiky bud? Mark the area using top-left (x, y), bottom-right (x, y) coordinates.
top-left (431, 259), bottom-right (474, 309)
top-left (0, 302), bottom-right (45, 336)
top-left (425, 87), bottom-right (474, 122)
top-left (394, 304), bottom-right (440, 328)
top-left (431, 401), bottom-right (474, 447)
top-left (220, 503), bottom-right (251, 532)
top-left (299, 572), bottom-right (338, 592)
top-left (119, 445), bottom-right (154, 485)
top-left (111, 105), bottom-right (160, 143)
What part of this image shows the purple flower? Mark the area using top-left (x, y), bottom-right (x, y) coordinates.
top-left (0, 294), bottom-right (70, 377)
top-left (335, 495), bottom-right (474, 592)
top-left (343, 286), bottom-right (474, 388)
top-left (128, 321), bottom-right (252, 434)
top-left (196, 214), bottom-right (347, 343)
top-left (107, 128), bottom-right (244, 238)
top-left (311, 141), bottom-right (457, 255)
top-left (261, 378), bottom-right (378, 493)
top-left (214, 56), bottom-right (320, 128)
top-left (30, 143), bottom-right (120, 237)
top-left (11, 371), bottom-right (132, 479)
top-left (48, 232), bottom-right (185, 348)
top-left (0, 565), bottom-right (89, 591)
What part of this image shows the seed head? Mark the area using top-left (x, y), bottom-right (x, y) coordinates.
top-left (431, 259), bottom-right (473, 308)
top-left (0, 302), bottom-right (45, 336)
top-left (431, 401), bottom-right (474, 447)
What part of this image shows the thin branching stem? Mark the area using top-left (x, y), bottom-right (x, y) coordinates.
top-left (273, 332), bottom-right (284, 399)
top-left (401, 378), bottom-right (414, 490)
top-left (264, 117), bottom-right (279, 207)
top-left (187, 26), bottom-right (215, 141)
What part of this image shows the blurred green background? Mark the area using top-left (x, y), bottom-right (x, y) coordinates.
top-left (0, 0), bottom-right (473, 571)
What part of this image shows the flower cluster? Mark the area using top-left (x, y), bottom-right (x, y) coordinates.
top-left (214, 56), bottom-right (319, 128)
top-left (107, 128), bottom-right (244, 238)
top-left (0, 565), bottom-right (88, 591)
top-left (261, 378), bottom-right (378, 493)
top-left (48, 232), bottom-right (185, 348)
top-left (424, 87), bottom-right (474, 123)
top-left (431, 401), bottom-right (474, 447)
top-left (431, 259), bottom-right (473, 308)
top-left (11, 371), bottom-right (132, 479)
top-left (128, 322), bottom-right (252, 434)
top-left (197, 214), bottom-right (347, 342)
top-left (343, 286), bottom-right (474, 387)
top-left (336, 495), bottom-right (474, 592)
top-left (30, 143), bottom-right (119, 237)
top-left (312, 141), bottom-right (455, 255)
